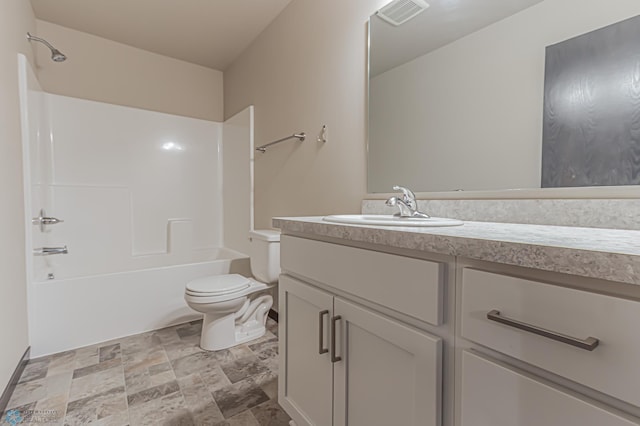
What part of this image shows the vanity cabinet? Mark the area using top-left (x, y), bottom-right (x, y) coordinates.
top-left (278, 235), bottom-right (445, 426)
top-left (275, 217), bottom-right (640, 426)
top-left (456, 263), bottom-right (640, 426)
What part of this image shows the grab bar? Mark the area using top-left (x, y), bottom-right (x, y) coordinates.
top-left (33, 246), bottom-right (68, 256)
top-left (256, 132), bottom-right (305, 153)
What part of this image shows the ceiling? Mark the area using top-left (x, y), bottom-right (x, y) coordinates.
top-left (370, 0), bottom-right (544, 77)
top-left (29, 0), bottom-right (293, 71)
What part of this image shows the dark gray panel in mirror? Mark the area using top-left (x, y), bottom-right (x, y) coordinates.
top-left (542, 14), bottom-right (640, 188)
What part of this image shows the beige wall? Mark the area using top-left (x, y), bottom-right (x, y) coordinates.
top-left (0, 0), bottom-right (35, 393)
top-left (35, 20), bottom-right (224, 121)
top-left (224, 0), bottom-right (389, 229)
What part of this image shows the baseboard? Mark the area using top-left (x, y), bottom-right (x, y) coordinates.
top-left (0, 347), bottom-right (30, 414)
top-left (268, 308), bottom-right (279, 322)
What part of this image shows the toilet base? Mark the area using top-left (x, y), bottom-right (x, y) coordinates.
top-left (199, 295), bottom-right (272, 351)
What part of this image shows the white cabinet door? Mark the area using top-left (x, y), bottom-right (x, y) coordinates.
top-left (333, 297), bottom-right (442, 426)
top-left (279, 276), bottom-right (334, 426)
top-left (460, 350), bottom-right (639, 426)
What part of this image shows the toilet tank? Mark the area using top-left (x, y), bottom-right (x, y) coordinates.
top-left (249, 230), bottom-right (281, 284)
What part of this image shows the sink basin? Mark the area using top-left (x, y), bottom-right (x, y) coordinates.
top-left (323, 214), bottom-right (463, 227)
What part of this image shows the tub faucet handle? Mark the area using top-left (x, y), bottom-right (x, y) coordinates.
top-left (33, 246), bottom-right (68, 256)
top-left (32, 209), bottom-right (64, 232)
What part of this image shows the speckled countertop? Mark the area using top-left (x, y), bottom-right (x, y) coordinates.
top-left (273, 216), bottom-right (640, 286)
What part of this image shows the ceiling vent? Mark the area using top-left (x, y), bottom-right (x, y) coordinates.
top-left (376, 0), bottom-right (430, 26)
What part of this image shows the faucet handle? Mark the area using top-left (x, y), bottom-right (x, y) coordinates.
top-left (392, 186), bottom-right (417, 208)
top-left (389, 186), bottom-right (430, 218)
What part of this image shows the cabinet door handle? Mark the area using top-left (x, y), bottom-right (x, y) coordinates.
top-left (318, 310), bottom-right (329, 354)
top-left (331, 315), bottom-right (342, 363)
top-left (487, 310), bottom-right (599, 351)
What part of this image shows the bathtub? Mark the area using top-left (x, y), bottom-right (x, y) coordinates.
top-left (29, 248), bottom-right (250, 357)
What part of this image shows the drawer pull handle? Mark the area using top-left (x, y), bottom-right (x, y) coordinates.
top-left (318, 310), bottom-right (329, 355)
top-left (487, 310), bottom-right (599, 351)
top-left (331, 315), bottom-right (342, 363)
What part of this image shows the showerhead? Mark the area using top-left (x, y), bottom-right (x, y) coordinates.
top-left (50, 49), bottom-right (67, 62)
top-left (27, 32), bottom-right (67, 62)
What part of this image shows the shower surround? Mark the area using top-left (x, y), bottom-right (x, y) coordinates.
top-left (19, 55), bottom-right (254, 357)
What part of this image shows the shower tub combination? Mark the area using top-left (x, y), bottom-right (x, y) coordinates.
top-left (19, 55), bottom-right (255, 358)
top-left (30, 249), bottom-right (250, 358)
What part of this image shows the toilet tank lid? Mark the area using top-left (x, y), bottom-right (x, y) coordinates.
top-left (249, 229), bottom-right (280, 242)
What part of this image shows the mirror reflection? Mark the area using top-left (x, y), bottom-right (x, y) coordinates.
top-left (368, 0), bottom-right (640, 193)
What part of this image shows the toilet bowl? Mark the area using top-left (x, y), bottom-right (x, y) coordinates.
top-left (184, 230), bottom-right (279, 351)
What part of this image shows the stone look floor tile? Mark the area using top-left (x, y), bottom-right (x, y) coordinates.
top-left (73, 357), bottom-right (122, 379)
top-left (248, 338), bottom-right (278, 361)
top-left (119, 332), bottom-right (164, 357)
top-left (252, 371), bottom-right (278, 400)
top-left (128, 389), bottom-right (192, 426)
top-left (3, 402), bottom-right (38, 426)
top-left (122, 343), bottom-right (167, 365)
top-left (7, 371), bottom-right (73, 409)
top-left (170, 351), bottom-right (220, 379)
top-left (148, 361), bottom-right (172, 375)
top-left (73, 346), bottom-right (101, 370)
top-left (220, 355), bottom-right (271, 384)
top-left (176, 322), bottom-right (202, 339)
top-left (229, 344), bottom-right (254, 359)
top-left (127, 380), bottom-right (180, 407)
top-left (250, 399), bottom-right (291, 426)
top-left (178, 374), bottom-right (226, 425)
top-left (212, 378), bottom-right (270, 419)
top-left (99, 343), bottom-right (122, 362)
top-left (34, 393), bottom-right (68, 424)
top-left (7, 379), bottom-right (47, 407)
top-left (227, 410), bottom-right (261, 426)
top-left (266, 320), bottom-right (278, 337)
top-left (68, 364), bottom-right (124, 402)
top-left (18, 358), bottom-right (50, 384)
top-left (152, 326), bottom-right (183, 346)
top-left (46, 351), bottom-right (77, 377)
top-left (64, 386), bottom-right (127, 425)
top-left (163, 339), bottom-right (204, 361)
top-left (7, 318), bottom-right (288, 426)
top-left (246, 331), bottom-right (276, 347)
top-left (124, 364), bottom-right (176, 395)
top-left (200, 365), bottom-right (233, 394)
top-left (212, 348), bottom-right (237, 364)
top-left (91, 410), bottom-right (130, 426)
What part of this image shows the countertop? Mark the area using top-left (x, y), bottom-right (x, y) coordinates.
top-left (273, 216), bottom-right (640, 286)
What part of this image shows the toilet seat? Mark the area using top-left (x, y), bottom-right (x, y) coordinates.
top-left (186, 274), bottom-right (251, 296)
top-left (185, 274), bottom-right (269, 304)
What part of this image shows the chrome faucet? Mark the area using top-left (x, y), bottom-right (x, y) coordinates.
top-left (386, 186), bottom-right (430, 218)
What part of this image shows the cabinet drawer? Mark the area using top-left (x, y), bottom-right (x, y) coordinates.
top-left (281, 235), bottom-right (443, 326)
top-left (460, 350), bottom-right (638, 426)
top-left (461, 268), bottom-right (640, 406)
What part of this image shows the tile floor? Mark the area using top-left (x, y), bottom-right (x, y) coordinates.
top-left (2, 318), bottom-right (291, 425)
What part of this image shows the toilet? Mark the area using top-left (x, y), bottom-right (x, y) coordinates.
top-left (184, 230), bottom-right (279, 351)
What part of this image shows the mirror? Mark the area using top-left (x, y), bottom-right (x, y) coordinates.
top-left (368, 0), bottom-right (640, 193)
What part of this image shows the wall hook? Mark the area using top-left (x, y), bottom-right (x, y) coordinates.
top-left (317, 125), bottom-right (327, 144)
